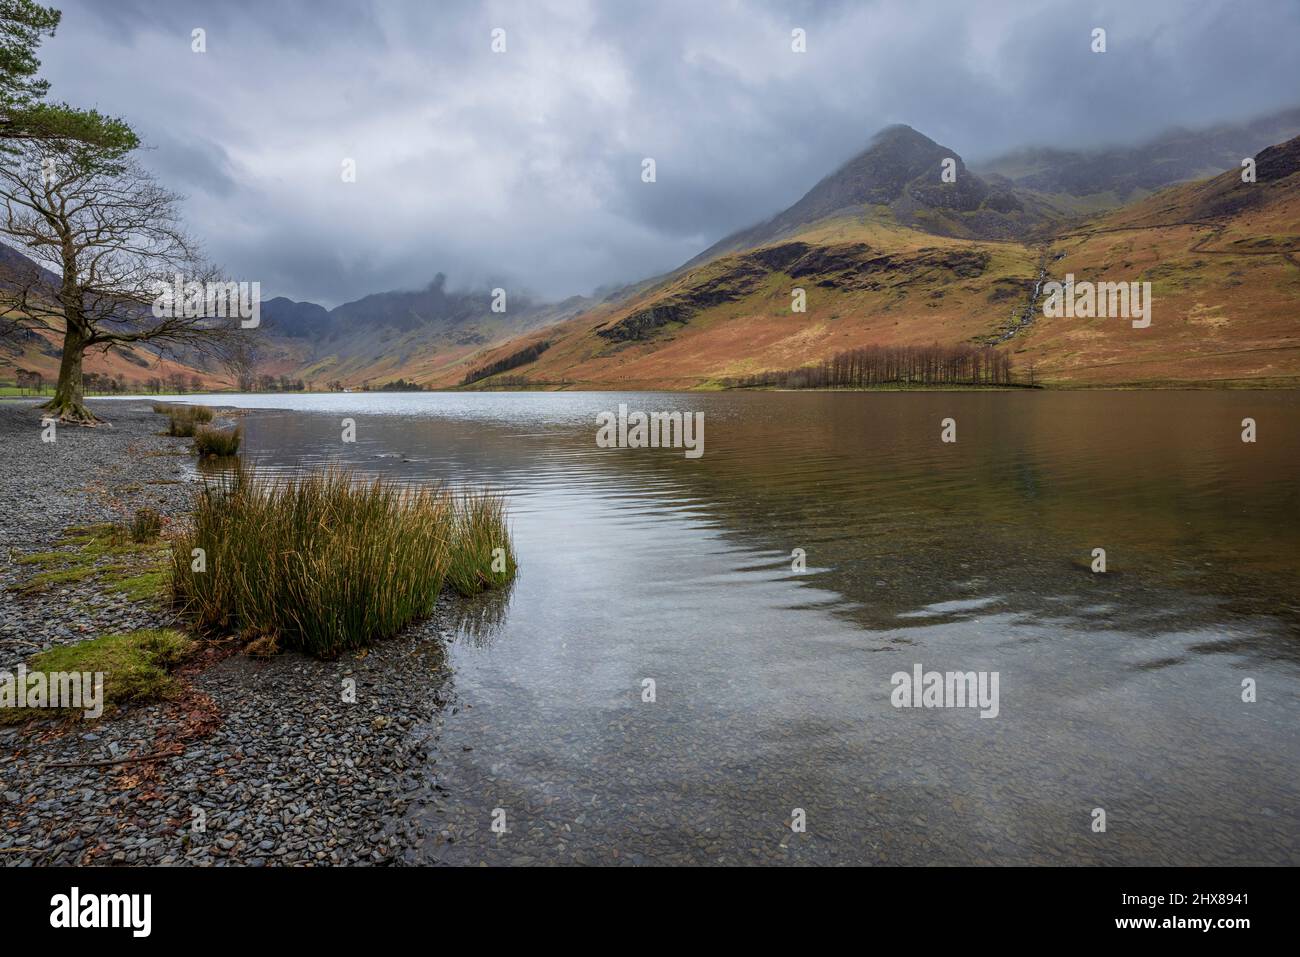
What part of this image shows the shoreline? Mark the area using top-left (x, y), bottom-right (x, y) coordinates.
top-left (11, 374), bottom-right (1297, 402)
top-left (0, 401), bottom-right (453, 865)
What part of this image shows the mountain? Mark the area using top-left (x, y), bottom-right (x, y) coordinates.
top-left (0, 239), bottom-right (592, 391)
top-left (261, 275), bottom-right (507, 345)
top-left (0, 242), bottom-right (61, 290)
top-left (433, 130), bottom-right (1300, 390)
top-left (250, 276), bottom-right (593, 387)
top-left (259, 296), bottom-right (331, 339)
top-left (436, 216), bottom-right (1041, 390)
top-left (686, 125), bottom-right (1047, 268)
top-left (690, 108), bottom-right (1300, 272)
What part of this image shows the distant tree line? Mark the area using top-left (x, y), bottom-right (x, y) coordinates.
top-left (733, 343), bottom-right (1013, 389)
top-left (235, 372), bottom-right (307, 392)
top-left (374, 378), bottom-right (423, 392)
top-left (143, 373), bottom-right (203, 393)
top-left (8, 368), bottom-right (208, 394)
top-left (462, 340), bottom-right (550, 386)
top-left (83, 371), bottom-right (130, 393)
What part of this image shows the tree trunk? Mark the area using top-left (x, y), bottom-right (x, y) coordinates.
top-left (40, 325), bottom-right (100, 425)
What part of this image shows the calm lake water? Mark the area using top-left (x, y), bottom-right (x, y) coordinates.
top-left (154, 390), bottom-right (1299, 865)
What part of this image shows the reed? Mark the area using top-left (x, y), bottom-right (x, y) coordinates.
top-left (445, 491), bottom-right (516, 596)
top-left (165, 404), bottom-right (214, 436)
top-left (171, 462), bottom-right (514, 657)
top-left (193, 424), bottom-right (241, 457)
top-left (126, 506), bottom-right (162, 543)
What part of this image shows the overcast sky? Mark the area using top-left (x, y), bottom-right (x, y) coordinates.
top-left (37, 0), bottom-right (1300, 307)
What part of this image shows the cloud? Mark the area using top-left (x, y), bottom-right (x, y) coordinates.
top-left (35, 0), bottom-right (1300, 306)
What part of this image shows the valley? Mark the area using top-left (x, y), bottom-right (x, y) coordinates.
top-left (4, 111), bottom-right (1298, 394)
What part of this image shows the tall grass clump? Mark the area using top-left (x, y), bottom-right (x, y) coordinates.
top-left (445, 491), bottom-right (516, 596)
top-left (193, 424), bottom-right (241, 457)
top-left (171, 463), bottom-right (515, 658)
top-left (126, 506), bottom-right (162, 543)
top-left (165, 404), bottom-right (214, 436)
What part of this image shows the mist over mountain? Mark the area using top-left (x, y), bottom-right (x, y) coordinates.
top-left (976, 106), bottom-right (1300, 199)
top-left (253, 275), bottom-right (592, 386)
top-left (221, 103), bottom-right (1300, 390)
top-left (37, 0), bottom-right (1300, 308)
top-left (685, 107), bottom-right (1300, 273)
top-left (180, 102), bottom-right (1299, 380)
top-left (263, 275), bottom-right (506, 341)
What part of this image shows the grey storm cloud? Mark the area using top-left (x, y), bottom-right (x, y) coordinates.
top-left (34, 0), bottom-right (1300, 306)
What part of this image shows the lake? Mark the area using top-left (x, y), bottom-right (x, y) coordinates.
top-left (150, 389), bottom-right (1300, 865)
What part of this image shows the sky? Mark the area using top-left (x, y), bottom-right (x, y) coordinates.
top-left (36, 0), bottom-right (1300, 307)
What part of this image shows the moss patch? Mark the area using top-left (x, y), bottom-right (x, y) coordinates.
top-left (16, 564), bottom-right (100, 594)
top-left (9, 523), bottom-right (171, 604)
top-left (15, 551), bottom-right (67, 568)
top-left (105, 568), bottom-right (171, 604)
top-left (0, 628), bottom-right (196, 724)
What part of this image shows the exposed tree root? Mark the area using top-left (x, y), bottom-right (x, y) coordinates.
top-left (37, 397), bottom-right (105, 427)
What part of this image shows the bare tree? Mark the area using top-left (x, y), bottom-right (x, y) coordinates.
top-left (0, 138), bottom-right (247, 422)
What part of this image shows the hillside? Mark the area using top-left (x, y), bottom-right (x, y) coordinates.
top-left (437, 216), bottom-right (1043, 389)
top-left (0, 321), bottom-right (231, 392)
top-left (441, 133), bottom-right (1300, 391)
top-left (0, 258), bottom-right (589, 392)
top-left (1008, 134), bottom-right (1300, 387)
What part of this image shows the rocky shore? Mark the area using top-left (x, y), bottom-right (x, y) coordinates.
top-left (0, 399), bottom-right (449, 865)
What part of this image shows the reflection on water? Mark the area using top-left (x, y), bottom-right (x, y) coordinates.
top-left (447, 586), bottom-right (516, 649)
top-left (156, 390), bottom-right (1299, 864)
